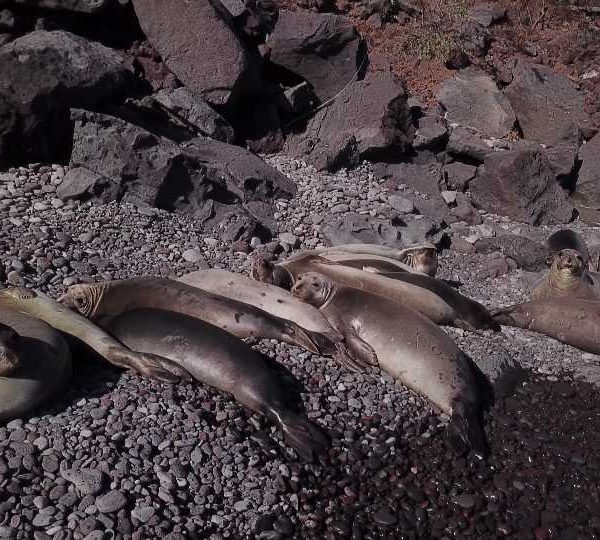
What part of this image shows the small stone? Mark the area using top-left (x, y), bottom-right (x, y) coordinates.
top-left (61, 468), bottom-right (105, 495)
top-left (131, 506), bottom-right (155, 523)
top-left (388, 194), bottom-right (415, 214)
top-left (181, 248), bottom-right (205, 263)
top-left (96, 490), bottom-right (128, 514)
top-left (279, 233), bottom-right (298, 247)
top-left (453, 493), bottom-right (476, 509)
top-left (373, 508), bottom-right (397, 527)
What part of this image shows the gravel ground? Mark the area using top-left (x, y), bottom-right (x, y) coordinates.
top-left (1, 158), bottom-right (600, 540)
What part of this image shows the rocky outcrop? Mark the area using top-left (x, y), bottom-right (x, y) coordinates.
top-left (446, 127), bottom-right (493, 162)
top-left (505, 61), bottom-right (595, 146)
top-left (437, 68), bottom-right (516, 138)
top-left (285, 71), bottom-right (413, 171)
top-left (575, 132), bottom-right (600, 209)
top-left (469, 147), bottom-right (574, 225)
top-left (60, 109), bottom-right (295, 235)
top-left (131, 0), bottom-right (263, 110)
top-left (0, 30), bottom-right (135, 163)
top-left (468, 3), bottom-right (506, 27)
top-left (267, 11), bottom-right (364, 102)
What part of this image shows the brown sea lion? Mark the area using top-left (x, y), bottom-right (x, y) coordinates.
top-left (292, 272), bottom-right (487, 457)
top-left (0, 287), bottom-right (188, 382)
top-left (492, 300), bottom-right (600, 355)
top-left (99, 308), bottom-right (329, 461)
top-left (59, 278), bottom-right (322, 355)
top-left (530, 249), bottom-right (600, 301)
top-left (0, 311), bottom-right (72, 422)
top-left (252, 254), bottom-right (498, 332)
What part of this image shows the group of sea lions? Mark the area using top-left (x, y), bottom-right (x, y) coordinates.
top-left (1, 231), bottom-right (599, 462)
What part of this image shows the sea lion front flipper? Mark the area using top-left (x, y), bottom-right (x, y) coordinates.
top-left (279, 412), bottom-right (330, 462)
top-left (332, 342), bottom-right (370, 372)
top-left (107, 347), bottom-right (192, 383)
top-left (489, 306), bottom-right (517, 326)
top-left (446, 400), bottom-right (487, 460)
top-left (281, 322), bottom-right (321, 354)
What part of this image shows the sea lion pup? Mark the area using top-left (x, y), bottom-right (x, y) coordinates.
top-left (492, 300), bottom-right (600, 355)
top-left (99, 308), bottom-right (329, 461)
top-left (530, 249), bottom-right (600, 301)
top-left (546, 229), bottom-right (591, 266)
top-left (0, 310), bottom-right (72, 422)
top-left (292, 272), bottom-right (487, 457)
top-left (252, 254), bottom-right (496, 332)
top-left (0, 288), bottom-right (189, 382)
top-left (59, 278), bottom-right (321, 354)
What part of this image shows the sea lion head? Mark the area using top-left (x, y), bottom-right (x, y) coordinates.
top-left (553, 249), bottom-right (586, 278)
top-left (249, 252), bottom-right (275, 283)
top-left (401, 246), bottom-right (438, 276)
top-left (0, 324), bottom-right (20, 377)
top-left (59, 284), bottom-right (100, 317)
top-left (291, 272), bottom-right (334, 308)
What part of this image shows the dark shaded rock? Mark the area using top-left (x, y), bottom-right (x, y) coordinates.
top-left (505, 61), bottom-right (595, 146)
top-left (457, 20), bottom-right (491, 58)
top-left (127, 40), bottom-right (178, 92)
top-left (375, 162), bottom-right (441, 197)
top-left (238, 98), bottom-right (284, 154)
top-left (468, 3), bottom-right (506, 27)
top-left (442, 161), bottom-right (477, 192)
top-left (267, 10), bottom-right (363, 102)
top-left (444, 48), bottom-right (471, 70)
top-left (574, 132), bottom-right (600, 209)
top-left (543, 142), bottom-right (578, 190)
top-left (470, 148), bottom-right (574, 225)
top-left (96, 490), bottom-right (128, 514)
top-left (474, 234), bottom-right (548, 270)
top-left (63, 109), bottom-right (293, 235)
top-left (276, 82), bottom-right (319, 121)
top-left (413, 114), bottom-right (447, 151)
top-left (0, 93), bottom-right (16, 165)
top-left (234, 0), bottom-right (279, 44)
top-left (451, 192), bottom-right (482, 225)
top-left (286, 72), bottom-right (413, 171)
top-left (8, 0), bottom-right (111, 13)
top-left (132, 0), bottom-right (262, 110)
top-left (437, 68), bottom-right (516, 138)
top-left (447, 127), bottom-right (493, 162)
top-left (321, 211), bottom-right (446, 248)
top-left (0, 30), bottom-right (135, 164)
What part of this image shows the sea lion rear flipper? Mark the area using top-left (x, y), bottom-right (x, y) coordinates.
top-left (333, 332), bottom-right (378, 371)
top-left (280, 413), bottom-right (330, 462)
top-left (447, 400), bottom-right (487, 460)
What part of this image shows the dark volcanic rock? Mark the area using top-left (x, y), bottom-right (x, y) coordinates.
top-left (470, 148), bottom-right (574, 225)
top-left (473, 234), bottom-right (548, 270)
top-left (575, 132), bottom-right (600, 209)
top-left (412, 113), bottom-right (447, 151)
top-left (375, 162), bottom-right (441, 197)
top-left (437, 68), bottom-right (516, 138)
top-left (0, 93), bottom-right (16, 165)
top-left (505, 61), bottom-right (595, 146)
top-left (456, 20), bottom-right (491, 58)
top-left (267, 10), bottom-right (363, 102)
top-left (447, 127), bottom-right (493, 162)
top-left (9, 0), bottom-right (111, 12)
top-left (468, 2), bottom-right (506, 27)
top-left (0, 30), bottom-right (135, 164)
top-left (132, 0), bottom-right (262, 110)
top-left (442, 161), bottom-right (477, 192)
top-left (285, 71), bottom-right (413, 171)
top-left (62, 109), bottom-right (294, 233)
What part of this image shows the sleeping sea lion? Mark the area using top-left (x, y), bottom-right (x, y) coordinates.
top-left (492, 300), bottom-right (600, 355)
top-left (0, 287), bottom-right (188, 382)
top-left (252, 254), bottom-right (497, 332)
top-left (0, 311), bottom-right (72, 422)
top-left (546, 229), bottom-right (590, 266)
top-left (59, 278), bottom-right (322, 354)
top-left (292, 272), bottom-right (487, 457)
top-left (317, 252), bottom-right (419, 275)
top-left (100, 309), bottom-right (329, 461)
top-left (530, 249), bottom-right (600, 301)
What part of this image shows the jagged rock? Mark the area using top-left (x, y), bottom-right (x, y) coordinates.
top-left (505, 60), bottom-right (595, 146)
top-left (412, 114), bottom-right (447, 150)
top-left (57, 167), bottom-right (111, 201)
top-left (437, 68), bottom-right (516, 138)
top-left (468, 3), bottom-right (506, 27)
top-left (267, 10), bottom-right (364, 102)
top-left (132, 0), bottom-right (262, 110)
top-left (574, 132), bottom-right (600, 209)
top-left (321, 212), bottom-right (446, 248)
top-left (447, 127), bottom-right (493, 162)
top-left (375, 162), bottom-right (441, 197)
top-left (473, 234), bottom-right (548, 270)
top-left (456, 20), bottom-right (490, 58)
top-left (469, 147), bottom-right (574, 225)
top-left (442, 161), bottom-right (477, 192)
top-left (285, 71), bottom-right (413, 171)
top-left (543, 142), bottom-right (578, 189)
top-left (62, 109), bottom-right (294, 235)
top-left (8, 0), bottom-right (111, 13)
top-left (0, 30), bottom-right (134, 163)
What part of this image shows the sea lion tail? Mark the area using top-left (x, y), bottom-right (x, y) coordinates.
top-left (280, 413), bottom-right (330, 462)
top-left (447, 400), bottom-right (487, 460)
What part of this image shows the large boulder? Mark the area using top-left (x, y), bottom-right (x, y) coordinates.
top-left (469, 147), bottom-right (574, 225)
top-left (132, 0), bottom-right (262, 110)
top-left (285, 71), bottom-right (413, 171)
top-left (7, 0), bottom-right (110, 12)
top-left (0, 93), bottom-right (16, 166)
top-left (574, 132), bottom-right (600, 209)
top-left (267, 11), bottom-right (364, 102)
top-left (437, 68), bottom-right (516, 138)
top-left (446, 127), bottom-right (494, 162)
top-left (505, 61), bottom-right (595, 146)
top-left (60, 109), bottom-right (295, 234)
top-left (0, 30), bottom-right (135, 163)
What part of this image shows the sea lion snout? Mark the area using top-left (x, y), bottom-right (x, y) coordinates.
top-left (291, 272), bottom-right (331, 308)
top-left (556, 250), bottom-right (584, 274)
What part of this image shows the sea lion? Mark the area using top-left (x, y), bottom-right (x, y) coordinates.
top-left (492, 300), bottom-right (600, 355)
top-left (99, 308), bottom-right (329, 461)
top-left (317, 252), bottom-right (419, 275)
top-left (252, 254), bottom-right (497, 332)
top-left (546, 229), bottom-right (590, 266)
top-left (292, 272), bottom-right (487, 457)
top-left (530, 249), bottom-right (600, 301)
top-left (0, 310), bottom-right (72, 422)
top-left (0, 287), bottom-right (189, 383)
top-left (175, 269), bottom-right (372, 369)
top-left (59, 278), bottom-right (322, 354)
